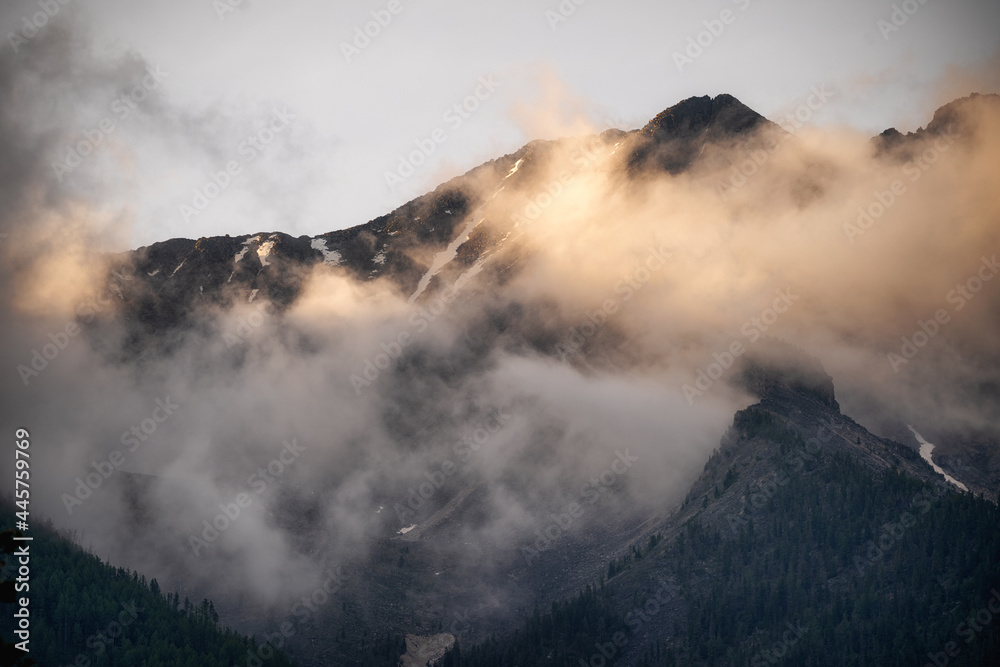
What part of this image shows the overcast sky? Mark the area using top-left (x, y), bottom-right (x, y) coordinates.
top-left (2, 0), bottom-right (998, 248)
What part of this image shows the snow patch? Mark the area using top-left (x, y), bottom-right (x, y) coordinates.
top-left (234, 237), bottom-right (255, 263)
top-left (248, 289), bottom-right (259, 303)
top-left (170, 260), bottom-right (185, 276)
top-left (505, 158), bottom-right (524, 178)
top-left (408, 217), bottom-right (484, 303)
top-left (310, 238), bottom-right (342, 266)
top-left (257, 240), bottom-right (276, 267)
top-left (147, 269), bottom-right (160, 277)
top-left (373, 250), bottom-right (386, 266)
top-left (398, 524), bottom-right (416, 535)
top-left (909, 426), bottom-right (969, 491)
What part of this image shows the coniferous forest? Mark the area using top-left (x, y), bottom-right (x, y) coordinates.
top-left (0, 505), bottom-right (296, 667)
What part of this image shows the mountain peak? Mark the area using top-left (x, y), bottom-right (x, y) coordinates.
top-left (626, 94), bottom-right (769, 174)
top-left (737, 338), bottom-right (839, 410)
top-left (874, 92), bottom-right (1000, 152)
top-left (640, 93), bottom-right (765, 140)
top-left (925, 92), bottom-right (1000, 134)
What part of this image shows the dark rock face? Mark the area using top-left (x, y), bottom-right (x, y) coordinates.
top-left (640, 93), bottom-right (766, 140)
top-left (924, 92), bottom-right (1000, 135)
top-left (116, 186), bottom-right (483, 334)
top-left (873, 92), bottom-right (1000, 156)
top-left (738, 339), bottom-right (840, 411)
top-left (627, 94), bottom-right (771, 174)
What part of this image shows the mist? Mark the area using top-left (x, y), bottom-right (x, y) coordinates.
top-left (1, 13), bottom-right (999, 632)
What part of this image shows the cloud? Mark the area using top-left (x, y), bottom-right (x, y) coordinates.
top-left (507, 64), bottom-right (616, 141)
top-left (934, 49), bottom-right (1000, 107)
top-left (1, 15), bottom-right (998, 645)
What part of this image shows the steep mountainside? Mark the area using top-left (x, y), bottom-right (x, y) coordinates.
top-left (54, 93), bottom-right (1000, 666)
top-left (441, 352), bottom-right (1000, 666)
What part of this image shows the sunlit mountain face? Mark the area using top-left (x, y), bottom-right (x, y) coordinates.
top-left (2, 5), bottom-right (1000, 664)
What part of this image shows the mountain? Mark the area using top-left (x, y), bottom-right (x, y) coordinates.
top-left (93, 92), bottom-right (1000, 496)
top-left (628, 93), bottom-right (769, 173)
top-left (101, 94), bottom-right (775, 338)
top-left (106, 93), bottom-right (1000, 337)
top-left (41, 93), bottom-right (1000, 666)
top-left (443, 351), bottom-right (1000, 665)
top-left (874, 92), bottom-right (1000, 155)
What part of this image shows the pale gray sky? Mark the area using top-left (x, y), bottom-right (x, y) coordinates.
top-left (2, 0), bottom-right (998, 247)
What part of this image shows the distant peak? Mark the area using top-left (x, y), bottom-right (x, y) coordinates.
top-left (641, 94), bottom-right (765, 140)
top-left (875, 92), bottom-right (1000, 149)
top-left (925, 92), bottom-right (1000, 134)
